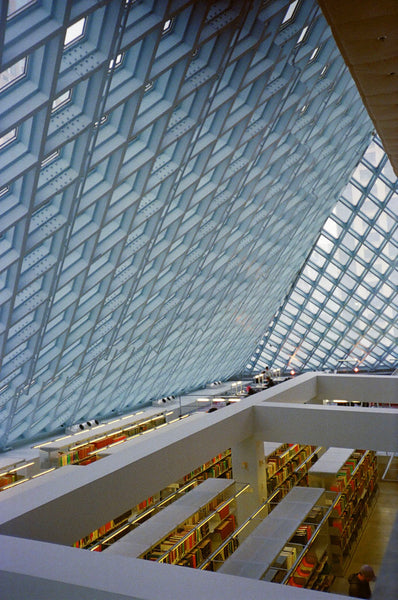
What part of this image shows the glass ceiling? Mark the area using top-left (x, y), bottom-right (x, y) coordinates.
top-left (250, 136), bottom-right (398, 375)
top-left (0, 0), bottom-right (378, 448)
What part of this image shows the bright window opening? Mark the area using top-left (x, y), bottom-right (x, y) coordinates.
top-left (162, 18), bottom-right (174, 34)
top-left (109, 53), bottom-right (124, 70)
top-left (0, 128), bottom-right (17, 149)
top-left (64, 18), bottom-right (86, 47)
top-left (6, 0), bottom-right (36, 19)
top-left (51, 90), bottom-right (72, 112)
top-left (282, 0), bottom-right (299, 24)
top-left (297, 26), bottom-right (309, 44)
top-left (41, 151), bottom-right (59, 167)
top-left (0, 57), bottom-right (28, 92)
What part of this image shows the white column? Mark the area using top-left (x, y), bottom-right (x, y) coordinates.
top-left (231, 437), bottom-right (267, 523)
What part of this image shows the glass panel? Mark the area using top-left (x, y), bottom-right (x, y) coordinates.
top-left (64, 18), bottom-right (86, 47)
top-left (252, 135), bottom-right (397, 374)
top-left (0, 57), bottom-right (27, 91)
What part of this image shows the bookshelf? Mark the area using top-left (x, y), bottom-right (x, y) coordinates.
top-left (0, 456), bottom-right (39, 491)
top-left (77, 479), bottom-right (198, 551)
top-left (265, 442), bottom-right (318, 494)
top-left (105, 478), bottom-right (248, 568)
top-left (37, 410), bottom-right (167, 468)
top-left (308, 448), bottom-right (378, 575)
top-left (74, 449), bottom-right (232, 551)
top-left (218, 486), bottom-right (336, 589)
top-left (182, 449), bottom-right (232, 482)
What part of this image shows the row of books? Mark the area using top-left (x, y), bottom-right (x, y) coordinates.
top-left (273, 545), bottom-right (298, 570)
top-left (183, 450), bottom-right (231, 482)
top-left (159, 526), bottom-right (200, 563)
top-left (288, 551), bottom-right (321, 588)
top-left (58, 433), bottom-right (127, 466)
top-left (329, 450), bottom-right (365, 493)
top-left (267, 444), bottom-right (313, 494)
top-left (0, 473), bottom-right (18, 489)
top-left (73, 451), bottom-right (232, 551)
top-left (144, 500), bottom-right (234, 564)
top-left (328, 450), bottom-right (378, 572)
top-left (73, 518), bottom-right (115, 548)
top-left (211, 538), bottom-right (239, 571)
top-left (58, 415), bottom-right (166, 468)
top-left (267, 447), bottom-right (313, 494)
top-left (290, 523), bottom-right (313, 545)
top-left (267, 443), bottom-right (300, 477)
top-left (180, 538), bottom-right (212, 567)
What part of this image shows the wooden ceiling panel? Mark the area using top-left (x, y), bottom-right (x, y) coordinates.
top-left (317, 0), bottom-right (398, 176)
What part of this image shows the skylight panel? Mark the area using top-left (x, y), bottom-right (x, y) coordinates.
top-left (51, 90), bottom-right (72, 112)
top-left (252, 140), bottom-right (398, 371)
top-left (363, 140), bottom-right (384, 167)
top-left (370, 178), bottom-right (390, 203)
top-left (0, 57), bottom-right (28, 92)
top-left (367, 230), bottom-right (384, 249)
top-left (361, 198), bottom-right (379, 219)
top-left (64, 18), bottom-right (86, 47)
top-left (376, 211), bottom-right (394, 233)
top-left (162, 18), bottom-right (174, 34)
top-left (324, 217), bottom-right (342, 239)
top-left (282, 0), bottom-right (299, 24)
top-left (352, 164), bottom-right (373, 187)
top-left (342, 184), bottom-right (362, 206)
top-left (352, 215), bottom-right (368, 236)
top-left (109, 53), bottom-right (124, 70)
top-left (356, 285), bottom-right (371, 300)
top-left (6, 0), bottom-right (36, 19)
top-left (317, 234), bottom-right (334, 254)
top-left (379, 283), bottom-right (394, 299)
top-left (297, 26), bottom-right (309, 44)
top-left (41, 151), bottom-right (59, 167)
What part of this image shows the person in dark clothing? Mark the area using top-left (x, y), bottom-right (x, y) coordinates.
top-left (246, 385), bottom-right (255, 395)
top-left (348, 565), bottom-right (376, 598)
top-left (265, 375), bottom-right (274, 388)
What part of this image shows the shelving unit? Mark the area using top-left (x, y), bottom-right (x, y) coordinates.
top-left (182, 449), bottom-right (232, 482)
top-left (37, 409), bottom-right (167, 468)
top-left (74, 449), bottom-right (232, 551)
top-left (0, 456), bottom-right (39, 491)
top-left (308, 448), bottom-right (378, 575)
top-left (105, 478), bottom-right (249, 568)
top-left (79, 479), bottom-right (198, 551)
top-left (265, 442), bottom-right (318, 494)
top-left (218, 485), bottom-right (336, 590)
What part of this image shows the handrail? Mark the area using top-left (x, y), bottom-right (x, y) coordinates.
top-left (154, 483), bottom-right (250, 563)
top-left (279, 495), bottom-right (336, 584)
top-left (89, 479), bottom-right (199, 550)
top-left (199, 488), bottom-right (281, 570)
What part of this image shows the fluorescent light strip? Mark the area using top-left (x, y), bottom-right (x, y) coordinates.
top-left (32, 468), bottom-right (56, 478)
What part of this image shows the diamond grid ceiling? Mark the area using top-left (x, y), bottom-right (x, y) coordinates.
top-left (250, 135), bottom-right (398, 375)
top-left (0, 0), bottom-right (372, 448)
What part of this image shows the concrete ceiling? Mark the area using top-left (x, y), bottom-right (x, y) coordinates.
top-left (318, 0), bottom-right (398, 176)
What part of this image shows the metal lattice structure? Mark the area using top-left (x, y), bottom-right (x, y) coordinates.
top-left (0, 0), bottom-right (372, 448)
top-left (250, 136), bottom-right (398, 375)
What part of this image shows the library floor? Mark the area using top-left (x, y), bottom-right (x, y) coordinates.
top-left (329, 477), bottom-right (398, 597)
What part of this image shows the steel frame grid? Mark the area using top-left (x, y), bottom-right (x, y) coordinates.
top-left (0, 0), bottom-right (373, 447)
top-left (250, 135), bottom-right (397, 376)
